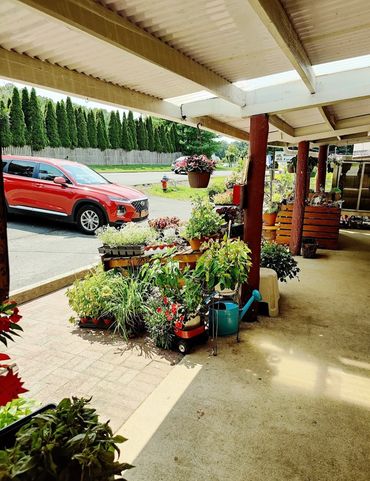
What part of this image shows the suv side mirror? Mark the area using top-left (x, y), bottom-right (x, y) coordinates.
top-left (54, 176), bottom-right (67, 185)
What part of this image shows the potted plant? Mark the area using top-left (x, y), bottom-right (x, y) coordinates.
top-left (184, 197), bottom-right (224, 250)
top-left (213, 190), bottom-right (234, 205)
top-left (260, 241), bottom-right (300, 281)
top-left (263, 202), bottom-right (279, 226)
top-left (144, 296), bottom-right (185, 350)
top-left (148, 216), bottom-right (180, 231)
top-left (180, 155), bottom-right (216, 188)
top-left (0, 397), bottom-right (132, 480)
top-left (194, 237), bottom-right (252, 292)
top-left (96, 224), bottom-right (157, 257)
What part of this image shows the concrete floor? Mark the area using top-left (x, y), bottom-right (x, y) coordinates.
top-left (118, 230), bottom-right (370, 481)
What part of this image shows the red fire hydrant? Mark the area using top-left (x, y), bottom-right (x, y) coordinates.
top-left (161, 175), bottom-right (169, 192)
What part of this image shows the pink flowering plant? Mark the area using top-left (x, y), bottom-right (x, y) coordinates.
top-left (179, 155), bottom-right (216, 173)
top-left (145, 296), bottom-right (185, 350)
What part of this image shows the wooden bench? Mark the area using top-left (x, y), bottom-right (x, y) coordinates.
top-left (276, 205), bottom-right (341, 249)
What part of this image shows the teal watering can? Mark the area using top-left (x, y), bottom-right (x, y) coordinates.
top-left (209, 289), bottom-right (262, 336)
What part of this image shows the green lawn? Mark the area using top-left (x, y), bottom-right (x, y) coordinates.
top-left (91, 164), bottom-right (172, 173)
top-left (146, 176), bottom-right (226, 201)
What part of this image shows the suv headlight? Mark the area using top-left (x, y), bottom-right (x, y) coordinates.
top-left (108, 195), bottom-right (128, 202)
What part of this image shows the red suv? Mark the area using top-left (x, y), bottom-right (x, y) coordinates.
top-left (2, 155), bottom-right (149, 234)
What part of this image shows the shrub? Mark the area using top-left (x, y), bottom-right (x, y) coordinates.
top-left (260, 242), bottom-right (300, 282)
top-left (213, 191), bottom-right (233, 205)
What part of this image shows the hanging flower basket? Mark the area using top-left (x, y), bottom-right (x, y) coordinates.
top-left (187, 171), bottom-right (211, 188)
top-left (179, 155), bottom-right (216, 188)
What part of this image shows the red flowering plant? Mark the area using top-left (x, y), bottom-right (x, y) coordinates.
top-left (0, 300), bottom-right (27, 407)
top-left (144, 296), bottom-right (185, 350)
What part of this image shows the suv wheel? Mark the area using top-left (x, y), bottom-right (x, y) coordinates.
top-left (77, 204), bottom-right (105, 234)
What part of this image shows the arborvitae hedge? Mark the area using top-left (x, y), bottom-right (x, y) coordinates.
top-left (56, 101), bottom-right (71, 148)
top-left (9, 88), bottom-right (26, 147)
top-left (127, 110), bottom-right (138, 150)
top-left (96, 110), bottom-right (109, 150)
top-left (21, 87), bottom-right (31, 144)
top-left (28, 88), bottom-right (47, 151)
top-left (0, 101), bottom-right (11, 148)
top-left (108, 111), bottom-right (120, 149)
top-left (76, 107), bottom-right (89, 148)
top-left (87, 110), bottom-right (97, 148)
top-left (45, 100), bottom-right (60, 147)
top-left (66, 97), bottom-right (78, 148)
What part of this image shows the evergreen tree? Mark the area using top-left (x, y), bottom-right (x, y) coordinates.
top-left (66, 97), bottom-right (78, 148)
top-left (115, 111), bottom-right (121, 143)
top-left (21, 87), bottom-right (31, 144)
top-left (96, 110), bottom-right (109, 150)
top-left (28, 88), bottom-right (47, 151)
top-left (127, 111), bottom-right (138, 150)
top-left (9, 87), bottom-right (26, 146)
top-left (136, 117), bottom-right (148, 150)
top-left (87, 110), bottom-right (97, 148)
top-left (0, 101), bottom-right (11, 148)
top-left (76, 107), bottom-right (89, 148)
top-left (170, 123), bottom-right (179, 152)
top-left (44, 100), bottom-right (60, 147)
top-left (154, 127), bottom-right (162, 152)
top-left (108, 111), bottom-right (120, 149)
top-left (159, 126), bottom-right (168, 152)
top-left (120, 113), bottom-right (132, 150)
top-left (56, 101), bottom-right (71, 147)
top-left (166, 131), bottom-right (174, 153)
top-left (146, 117), bottom-right (155, 152)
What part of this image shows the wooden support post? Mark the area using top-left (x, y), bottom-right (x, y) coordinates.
top-left (0, 147), bottom-right (9, 301)
top-left (290, 141), bottom-right (309, 256)
top-left (316, 144), bottom-right (328, 192)
top-left (243, 114), bottom-right (269, 291)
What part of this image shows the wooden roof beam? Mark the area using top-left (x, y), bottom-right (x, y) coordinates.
top-left (248, 0), bottom-right (315, 93)
top-left (15, 0), bottom-right (246, 107)
top-left (0, 47), bottom-right (247, 141)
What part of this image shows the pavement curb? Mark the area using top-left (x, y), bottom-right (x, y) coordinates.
top-left (10, 264), bottom-right (97, 305)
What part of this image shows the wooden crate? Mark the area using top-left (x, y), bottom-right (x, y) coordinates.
top-left (276, 205), bottom-right (341, 249)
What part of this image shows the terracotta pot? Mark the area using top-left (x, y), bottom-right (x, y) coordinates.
top-left (287, 164), bottom-right (295, 173)
top-left (262, 227), bottom-right (277, 242)
top-left (187, 171), bottom-right (211, 188)
top-left (189, 238), bottom-right (202, 251)
top-left (263, 212), bottom-right (277, 226)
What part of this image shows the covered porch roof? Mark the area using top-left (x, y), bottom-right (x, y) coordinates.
top-left (1, 0), bottom-right (370, 145)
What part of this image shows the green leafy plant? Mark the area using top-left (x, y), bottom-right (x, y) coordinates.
top-left (67, 267), bottom-right (147, 339)
top-left (184, 197), bottom-right (224, 240)
top-left (263, 202), bottom-right (279, 214)
top-left (0, 398), bottom-right (39, 430)
top-left (96, 224), bottom-right (157, 247)
top-left (260, 241), bottom-right (300, 282)
top-left (66, 267), bottom-right (114, 320)
top-left (213, 191), bottom-right (233, 205)
top-left (195, 237), bottom-right (252, 291)
top-left (104, 275), bottom-right (148, 339)
top-left (207, 183), bottom-right (226, 200)
top-left (0, 397), bottom-right (132, 480)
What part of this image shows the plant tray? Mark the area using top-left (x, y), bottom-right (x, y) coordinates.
top-left (98, 245), bottom-right (145, 257)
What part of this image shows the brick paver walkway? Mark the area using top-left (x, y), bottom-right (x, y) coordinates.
top-left (8, 289), bottom-right (180, 431)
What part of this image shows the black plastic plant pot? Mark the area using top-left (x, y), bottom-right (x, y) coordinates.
top-left (0, 403), bottom-right (56, 450)
top-left (301, 237), bottom-right (318, 258)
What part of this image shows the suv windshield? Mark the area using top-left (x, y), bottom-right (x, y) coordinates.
top-left (61, 164), bottom-right (109, 185)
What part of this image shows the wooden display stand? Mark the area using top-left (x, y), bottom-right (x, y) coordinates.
top-left (276, 205), bottom-right (341, 249)
top-left (101, 247), bottom-right (203, 271)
